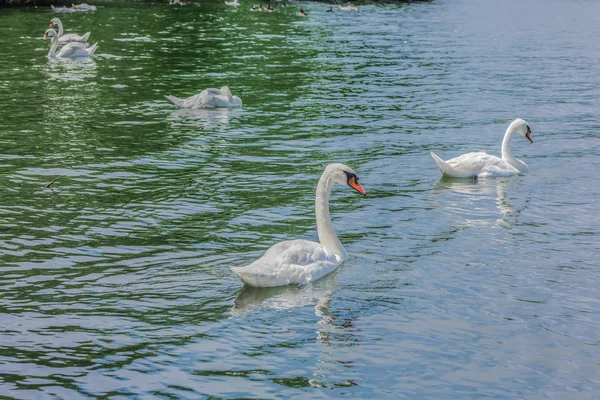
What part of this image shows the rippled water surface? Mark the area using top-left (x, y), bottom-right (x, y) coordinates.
top-left (1, 0), bottom-right (599, 398)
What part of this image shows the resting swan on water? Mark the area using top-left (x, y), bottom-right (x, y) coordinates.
top-left (43, 28), bottom-right (98, 58)
top-left (431, 118), bottom-right (533, 178)
top-left (231, 163), bottom-right (366, 287)
top-left (49, 18), bottom-right (91, 44)
top-left (165, 86), bottom-right (242, 109)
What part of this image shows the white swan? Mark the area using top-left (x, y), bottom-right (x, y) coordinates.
top-left (231, 163), bottom-right (366, 287)
top-left (44, 28), bottom-right (98, 58)
top-left (165, 86), bottom-right (242, 109)
top-left (72, 3), bottom-right (97, 11)
top-left (338, 5), bottom-right (358, 11)
top-left (431, 118), bottom-right (533, 178)
top-left (49, 18), bottom-right (91, 44)
top-left (225, 0), bottom-right (240, 6)
top-left (51, 5), bottom-right (76, 13)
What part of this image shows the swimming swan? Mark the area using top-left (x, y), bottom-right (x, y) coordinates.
top-left (231, 163), bottom-right (366, 287)
top-left (431, 118), bottom-right (533, 178)
top-left (49, 18), bottom-right (91, 44)
top-left (165, 86), bottom-right (242, 109)
top-left (72, 3), bottom-right (97, 11)
top-left (44, 28), bottom-right (98, 58)
top-left (338, 5), bottom-right (358, 11)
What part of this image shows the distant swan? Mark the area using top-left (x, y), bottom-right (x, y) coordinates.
top-left (72, 3), bottom-right (97, 11)
top-left (51, 5), bottom-right (76, 13)
top-left (225, 0), bottom-right (240, 6)
top-left (49, 18), bottom-right (91, 44)
top-left (431, 118), bottom-right (533, 178)
top-left (165, 86), bottom-right (242, 109)
top-left (338, 4), bottom-right (358, 11)
top-left (44, 28), bottom-right (98, 58)
top-left (231, 163), bottom-right (366, 287)
top-left (298, 8), bottom-right (307, 17)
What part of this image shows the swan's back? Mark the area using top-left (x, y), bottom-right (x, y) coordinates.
top-left (433, 151), bottom-right (519, 178)
top-left (231, 240), bottom-right (342, 287)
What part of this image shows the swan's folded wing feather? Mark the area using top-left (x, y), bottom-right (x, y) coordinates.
top-left (445, 152), bottom-right (515, 177)
top-left (57, 42), bottom-right (88, 57)
top-left (181, 91), bottom-right (211, 108)
top-left (232, 240), bottom-right (342, 287)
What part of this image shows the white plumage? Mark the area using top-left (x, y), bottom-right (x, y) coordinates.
top-left (44, 29), bottom-right (98, 58)
top-left (231, 163), bottom-right (366, 288)
top-left (431, 118), bottom-right (533, 178)
top-left (49, 18), bottom-right (91, 44)
top-left (231, 240), bottom-right (342, 288)
top-left (165, 86), bottom-right (242, 109)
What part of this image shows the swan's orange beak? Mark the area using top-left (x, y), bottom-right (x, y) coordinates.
top-left (348, 176), bottom-right (366, 195)
top-left (48, 22), bottom-right (53, 28)
top-left (43, 33), bottom-right (48, 39)
top-left (526, 129), bottom-right (533, 143)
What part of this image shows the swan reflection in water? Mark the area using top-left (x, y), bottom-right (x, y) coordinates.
top-left (433, 177), bottom-right (521, 229)
top-left (168, 108), bottom-right (238, 126)
top-left (44, 57), bottom-right (97, 81)
top-left (232, 270), bottom-right (360, 385)
top-left (231, 270), bottom-right (339, 317)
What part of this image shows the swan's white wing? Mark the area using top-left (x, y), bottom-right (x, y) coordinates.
top-left (232, 240), bottom-right (342, 287)
top-left (58, 32), bottom-right (89, 43)
top-left (180, 90), bottom-right (212, 108)
top-left (446, 152), bottom-right (518, 177)
top-left (56, 42), bottom-right (90, 58)
top-left (211, 95), bottom-right (233, 108)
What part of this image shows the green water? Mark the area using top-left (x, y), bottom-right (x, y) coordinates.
top-left (1, 0), bottom-right (599, 398)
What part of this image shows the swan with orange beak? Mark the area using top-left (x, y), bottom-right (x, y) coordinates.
top-left (231, 163), bottom-right (366, 287)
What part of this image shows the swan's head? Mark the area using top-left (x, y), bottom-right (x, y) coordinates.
top-left (49, 18), bottom-right (59, 28)
top-left (510, 118), bottom-right (533, 143)
top-left (43, 29), bottom-right (58, 40)
top-left (324, 163), bottom-right (366, 195)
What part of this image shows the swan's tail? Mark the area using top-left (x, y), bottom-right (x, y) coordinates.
top-left (165, 95), bottom-right (185, 107)
top-left (431, 152), bottom-right (456, 177)
top-left (231, 266), bottom-right (258, 287)
top-left (87, 42), bottom-right (99, 56)
top-left (82, 32), bottom-right (91, 42)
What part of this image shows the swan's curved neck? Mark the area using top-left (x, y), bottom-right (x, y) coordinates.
top-left (501, 126), bottom-right (527, 172)
top-left (54, 20), bottom-right (64, 37)
top-left (315, 172), bottom-right (347, 259)
top-left (48, 33), bottom-right (59, 58)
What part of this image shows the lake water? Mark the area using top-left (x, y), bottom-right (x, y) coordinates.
top-left (1, 0), bottom-right (599, 398)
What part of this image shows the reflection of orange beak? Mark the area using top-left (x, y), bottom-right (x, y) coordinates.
top-left (526, 130), bottom-right (533, 143)
top-left (348, 176), bottom-right (366, 195)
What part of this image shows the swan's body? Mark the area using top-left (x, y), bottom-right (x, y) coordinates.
top-left (231, 163), bottom-right (366, 287)
top-left (338, 5), bottom-right (358, 11)
top-left (431, 118), bottom-right (533, 178)
top-left (51, 5), bottom-right (76, 13)
top-left (44, 29), bottom-right (98, 58)
top-left (49, 18), bottom-right (91, 44)
top-left (72, 3), bottom-right (97, 11)
top-left (165, 86), bottom-right (242, 109)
